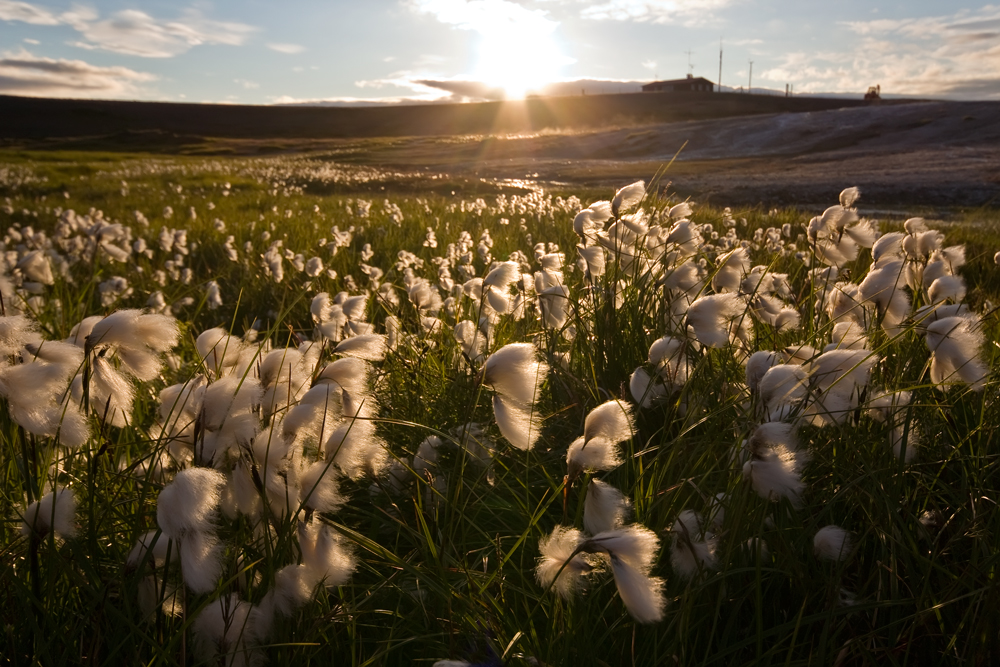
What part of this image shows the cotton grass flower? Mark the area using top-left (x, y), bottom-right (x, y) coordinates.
top-left (584, 479), bottom-right (633, 535)
top-left (192, 594), bottom-right (259, 667)
top-left (687, 293), bottom-right (750, 349)
top-left (668, 510), bottom-right (717, 579)
top-left (814, 525), bottom-right (852, 562)
top-left (925, 316), bottom-right (988, 390)
top-left (583, 524), bottom-right (665, 623)
top-left (156, 468), bottom-right (227, 538)
top-left (21, 488), bottom-right (77, 540)
top-left (481, 343), bottom-right (548, 450)
top-left (535, 525), bottom-right (594, 599)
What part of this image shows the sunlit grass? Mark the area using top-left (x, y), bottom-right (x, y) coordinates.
top-left (1, 151), bottom-right (999, 666)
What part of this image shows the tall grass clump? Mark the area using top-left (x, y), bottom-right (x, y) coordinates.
top-left (1, 152), bottom-right (1000, 665)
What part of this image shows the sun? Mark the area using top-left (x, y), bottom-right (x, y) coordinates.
top-left (473, 21), bottom-right (569, 99)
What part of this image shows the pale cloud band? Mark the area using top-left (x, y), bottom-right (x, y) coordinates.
top-left (0, 0), bottom-right (257, 58)
top-left (762, 5), bottom-right (1000, 99)
top-left (0, 51), bottom-right (155, 97)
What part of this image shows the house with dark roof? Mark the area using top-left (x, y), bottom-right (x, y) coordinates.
top-left (642, 74), bottom-right (715, 93)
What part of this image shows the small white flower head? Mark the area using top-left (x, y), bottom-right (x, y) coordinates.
top-left (583, 399), bottom-right (635, 446)
top-left (585, 524), bottom-right (660, 573)
top-left (297, 520), bottom-right (356, 589)
top-left (21, 488), bottom-right (77, 540)
top-left (180, 530), bottom-right (223, 594)
top-left (298, 461), bottom-right (346, 514)
top-left (584, 479), bottom-right (633, 535)
top-left (629, 366), bottom-right (669, 408)
top-left (483, 260), bottom-right (520, 290)
top-left (334, 333), bottom-right (387, 362)
top-left (925, 316), bottom-right (988, 391)
top-left (612, 180), bottom-right (645, 216)
top-left (609, 553), bottom-right (666, 623)
top-left (669, 510), bottom-right (717, 579)
top-left (567, 436), bottom-right (623, 478)
top-left (814, 525), bottom-right (852, 561)
top-left (839, 186), bottom-right (861, 208)
top-left (87, 309), bottom-right (180, 355)
top-left (577, 244), bottom-right (606, 277)
top-left (687, 293), bottom-right (749, 349)
top-left (648, 336), bottom-right (689, 388)
top-left (126, 529), bottom-right (176, 570)
top-left (192, 594), bottom-right (259, 667)
top-left (535, 525), bottom-right (595, 599)
top-left (0, 315), bottom-right (39, 357)
top-left (758, 364), bottom-right (808, 421)
top-left (206, 280), bottom-right (223, 310)
top-left (492, 394), bottom-right (542, 451)
top-left (745, 350), bottom-right (780, 393)
top-left (156, 468), bottom-right (227, 538)
top-left (481, 342), bottom-right (549, 406)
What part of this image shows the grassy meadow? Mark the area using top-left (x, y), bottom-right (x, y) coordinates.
top-left (1, 149), bottom-right (1000, 666)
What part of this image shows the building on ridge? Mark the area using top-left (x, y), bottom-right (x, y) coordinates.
top-left (642, 74), bottom-right (716, 93)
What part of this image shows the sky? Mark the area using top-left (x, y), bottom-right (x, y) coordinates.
top-left (1, 0), bottom-right (999, 105)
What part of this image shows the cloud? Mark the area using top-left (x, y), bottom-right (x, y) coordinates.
top-left (409, 0), bottom-right (557, 34)
top-left (0, 2), bottom-right (256, 57)
top-left (234, 78), bottom-right (259, 89)
top-left (759, 6), bottom-right (1000, 99)
top-left (579, 0), bottom-right (735, 26)
top-left (353, 73), bottom-right (644, 102)
top-left (74, 9), bottom-right (256, 57)
top-left (23, 38), bottom-right (39, 44)
top-left (0, 0), bottom-right (59, 25)
top-left (0, 50), bottom-right (155, 97)
top-left (266, 42), bottom-right (304, 54)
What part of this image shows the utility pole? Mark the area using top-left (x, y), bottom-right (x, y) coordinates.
top-left (748, 60), bottom-right (753, 94)
top-left (718, 39), bottom-right (723, 92)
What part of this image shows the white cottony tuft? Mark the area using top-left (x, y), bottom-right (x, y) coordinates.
top-left (584, 479), bottom-right (633, 535)
top-left (535, 525), bottom-right (593, 599)
top-left (583, 399), bottom-right (635, 446)
top-left (609, 554), bottom-right (666, 623)
top-left (482, 342), bottom-right (548, 406)
top-left (492, 394), bottom-right (542, 451)
top-left (567, 436), bottom-right (622, 476)
top-left (335, 334), bottom-right (387, 361)
top-left (179, 530), bottom-right (223, 594)
top-left (21, 488), bottom-right (77, 540)
top-left (156, 468), bottom-right (227, 538)
top-left (611, 180), bottom-right (645, 216)
top-left (814, 525), bottom-right (852, 561)
top-left (839, 186), bottom-right (861, 208)
top-left (687, 293), bottom-right (749, 349)
top-left (925, 316), bottom-right (988, 391)
top-left (191, 594), bottom-right (259, 667)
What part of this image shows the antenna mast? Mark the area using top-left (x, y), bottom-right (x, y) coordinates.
top-left (685, 50), bottom-right (694, 75)
top-left (718, 39), bottom-right (723, 92)
top-left (748, 59), bottom-right (753, 94)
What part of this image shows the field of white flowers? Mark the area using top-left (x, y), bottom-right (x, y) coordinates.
top-left (2, 152), bottom-right (1000, 666)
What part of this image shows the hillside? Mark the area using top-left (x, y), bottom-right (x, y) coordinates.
top-left (0, 91), bottom-right (875, 145)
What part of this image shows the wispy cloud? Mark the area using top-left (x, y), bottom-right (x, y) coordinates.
top-left (0, 50), bottom-right (155, 97)
top-left (579, 0), bottom-right (735, 26)
top-left (0, 0), bottom-right (60, 25)
top-left (266, 43), bottom-right (304, 54)
top-left (409, 0), bottom-right (557, 34)
top-left (759, 6), bottom-right (1000, 99)
top-left (0, 1), bottom-right (256, 58)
